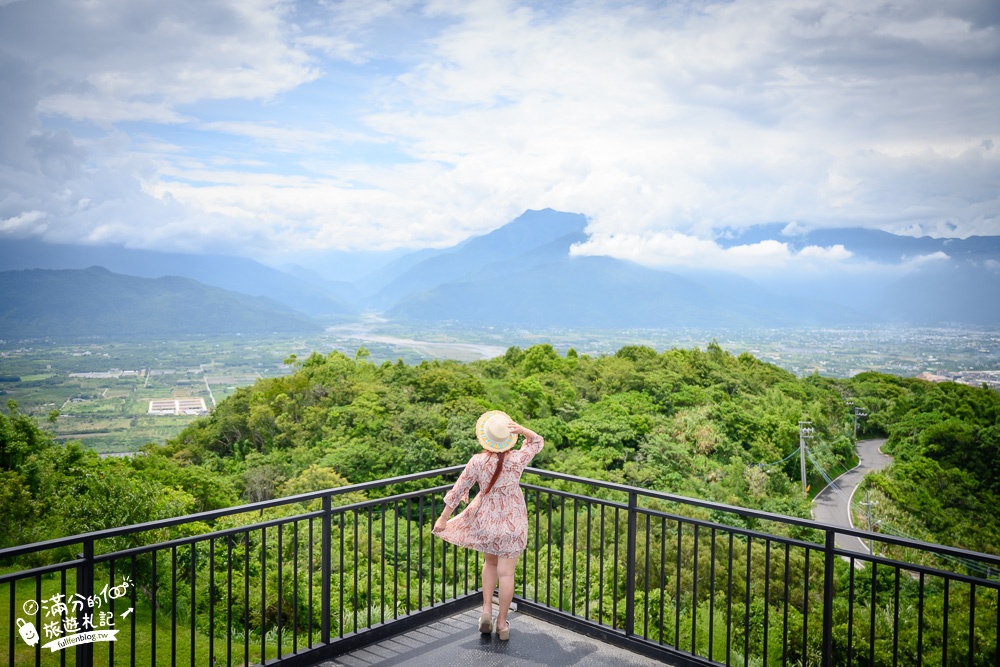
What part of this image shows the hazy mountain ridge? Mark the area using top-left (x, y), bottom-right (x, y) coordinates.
top-left (364, 209), bottom-right (589, 307)
top-left (718, 223), bottom-right (1000, 263)
top-left (0, 239), bottom-right (355, 317)
top-left (1, 209), bottom-right (997, 331)
top-left (0, 267), bottom-right (322, 336)
top-left (381, 210), bottom-right (871, 326)
top-left (713, 223), bottom-right (1000, 324)
top-left (387, 253), bottom-right (864, 327)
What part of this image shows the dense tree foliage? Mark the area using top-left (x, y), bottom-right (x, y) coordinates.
top-left (158, 343), bottom-right (852, 521)
top-left (0, 399), bottom-right (232, 552)
top-left (4, 344), bottom-right (999, 666)
top-left (3, 344), bottom-right (998, 557)
top-left (851, 373), bottom-right (1000, 555)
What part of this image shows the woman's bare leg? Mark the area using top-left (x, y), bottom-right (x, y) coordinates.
top-left (481, 553), bottom-right (499, 615)
top-left (495, 556), bottom-right (518, 631)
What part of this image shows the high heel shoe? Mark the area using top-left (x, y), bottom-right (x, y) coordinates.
top-left (495, 619), bottom-right (510, 640)
top-left (478, 612), bottom-right (492, 634)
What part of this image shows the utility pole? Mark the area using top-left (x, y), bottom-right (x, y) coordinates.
top-left (862, 487), bottom-right (878, 555)
top-left (853, 406), bottom-right (868, 440)
top-left (799, 421), bottom-right (814, 494)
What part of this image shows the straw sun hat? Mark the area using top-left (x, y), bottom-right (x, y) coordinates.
top-left (476, 410), bottom-right (517, 452)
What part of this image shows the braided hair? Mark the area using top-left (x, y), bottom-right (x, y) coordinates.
top-left (481, 451), bottom-right (507, 496)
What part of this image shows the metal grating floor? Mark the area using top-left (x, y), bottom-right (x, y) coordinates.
top-left (314, 606), bottom-right (671, 667)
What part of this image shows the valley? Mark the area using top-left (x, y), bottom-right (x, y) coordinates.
top-left (1, 323), bottom-right (997, 454)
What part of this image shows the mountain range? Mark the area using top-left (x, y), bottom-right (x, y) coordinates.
top-left (0, 267), bottom-right (322, 337)
top-left (0, 239), bottom-right (356, 317)
top-left (1, 208), bottom-right (998, 337)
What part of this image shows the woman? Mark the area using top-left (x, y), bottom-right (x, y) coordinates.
top-left (432, 410), bottom-right (543, 640)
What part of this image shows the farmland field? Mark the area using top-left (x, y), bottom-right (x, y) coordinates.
top-left (0, 328), bottom-right (504, 454)
top-left (2, 323), bottom-right (998, 454)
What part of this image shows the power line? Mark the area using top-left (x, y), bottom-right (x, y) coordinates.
top-left (810, 452), bottom-right (996, 579)
top-left (805, 446), bottom-right (853, 504)
top-left (757, 446), bottom-right (801, 470)
top-left (803, 432), bottom-right (999, 580)
top-left (863, 518), bottom-right (998, 581)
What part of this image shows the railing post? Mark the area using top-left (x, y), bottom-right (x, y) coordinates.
top-left (625, 491), bottom-right (637, 637)
top-left (321, 494), bottom-right (332, 644)
top-left (76, 537), bottom-right (94, 667)
top-left (822, 530), bottom-right (835, 667)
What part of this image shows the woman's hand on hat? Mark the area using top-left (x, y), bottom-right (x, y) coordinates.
top-left (507, 420), bottom-right (524, 436)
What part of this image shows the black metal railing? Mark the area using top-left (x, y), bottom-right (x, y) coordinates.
top-left (1, 466), bottom-right (479, 667)
top-left (2, 465), bottom-right (999, 667)
top-left (515, 468), bottom-right (1000, 667)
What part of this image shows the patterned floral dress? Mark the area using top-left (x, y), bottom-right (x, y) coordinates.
top-left (434, 434), bottom-right (544, 559)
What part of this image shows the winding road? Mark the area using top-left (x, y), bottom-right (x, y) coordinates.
top-left (811, 438), bottom-right (892, 556)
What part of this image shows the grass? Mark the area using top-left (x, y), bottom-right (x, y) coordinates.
top-left (1, 565), bottom-right (311, 667)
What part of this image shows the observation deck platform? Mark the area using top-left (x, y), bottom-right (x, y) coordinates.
top-left (4, 465), bottom-right (998, 667)
top-left (316, 604), bottom-right (667, 667)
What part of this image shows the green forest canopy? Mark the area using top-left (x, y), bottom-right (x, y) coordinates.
top-left (2, 342), bottom-right (999, 556)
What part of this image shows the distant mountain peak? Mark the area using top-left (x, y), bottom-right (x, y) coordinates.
top-left (0, 267), bottom-right (322, 337)
top-left (467, 209), bottom-right (588, 248)
top-left (362, 209), bottom-right (590, 306)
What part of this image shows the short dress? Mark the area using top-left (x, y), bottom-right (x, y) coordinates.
top-left (434, 434), bottom-right (544, 559)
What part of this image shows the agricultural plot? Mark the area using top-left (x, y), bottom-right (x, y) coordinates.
top-left (0, 330), bottom-right (492, 455)
top-left (0, 336), bottom-right (315, 454)
top-left (3, 325), bottom-right (997, 454)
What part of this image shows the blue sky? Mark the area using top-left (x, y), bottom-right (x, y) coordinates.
top-left (0, 0), bottom-right (997, 274)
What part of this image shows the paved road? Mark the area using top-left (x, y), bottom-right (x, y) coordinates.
top-left (811, 438), bottom-right (892, 556)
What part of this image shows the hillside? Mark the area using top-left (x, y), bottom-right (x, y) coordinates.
top-left (373, 210), bottom-right (1000, 326)
top-left (0, 239), bottom-right (356, 317)
top-left (3, 342), bottom-right (997, 666)
top-left (386, 254), bottom-right (862, 327)
top-left (362, 209), bottom-right (589, 307)
top-left (2, 341), bottom-right (844, 548)
top-left (0, 267), bottom-right (323, 336)
top-left (3, 209), bottom-right (999, 327)
top-left (4, 340), bottom-right (997, 559)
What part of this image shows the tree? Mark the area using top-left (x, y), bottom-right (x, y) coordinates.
top-left (0, 470), bottom-right (38, 547)
top-left (0, 400), bottom-right (56, 472)
top-left (242, 463), bottom-right (285, 503)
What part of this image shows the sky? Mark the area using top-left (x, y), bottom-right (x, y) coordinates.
top-left (0, 0), bottom-right (998, 274)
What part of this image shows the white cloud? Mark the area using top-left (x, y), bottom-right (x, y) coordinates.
top-left (0, 0), bottom-right (997, 260)
top-left (0, 210), bottom-right (46, 234)
top-left (569, 231), bottom-right (856, 273)
top-left (781, 222), bottom-right (811, 236)
top-left (799, 244), bottom-right (852, 261)
top-left (5, 0), bottom-right (323, 126)
top-left (347, 0), bottom-right (1000, 249)
top-left (899, 251), bottom-right (952, 270)
top-left (196, 121), bottom-right (382, 153)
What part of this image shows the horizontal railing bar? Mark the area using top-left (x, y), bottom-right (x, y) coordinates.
top-left (92, 512), bottom-right (323, 562)
top-left (829, 530), bottom-right (1000, 566)
top-left (521, 481), bottom-right (826, 552)
top-left (635, 511), bottom-right (827, 553)
top-left (838, 550), bottom-right (1000, 588)
top-left (524, 466), bottom-right (1000, 568)
top-left (0, 558), bottom-right (84, 584)
top-left (0, 465), bottom-right (465, 559)
top-left (339, 483), bottom-right (454, 512)
top-left (92, 482), bottom-right (457, 563)
top-left (519, 483), bottom-right (628, 508)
